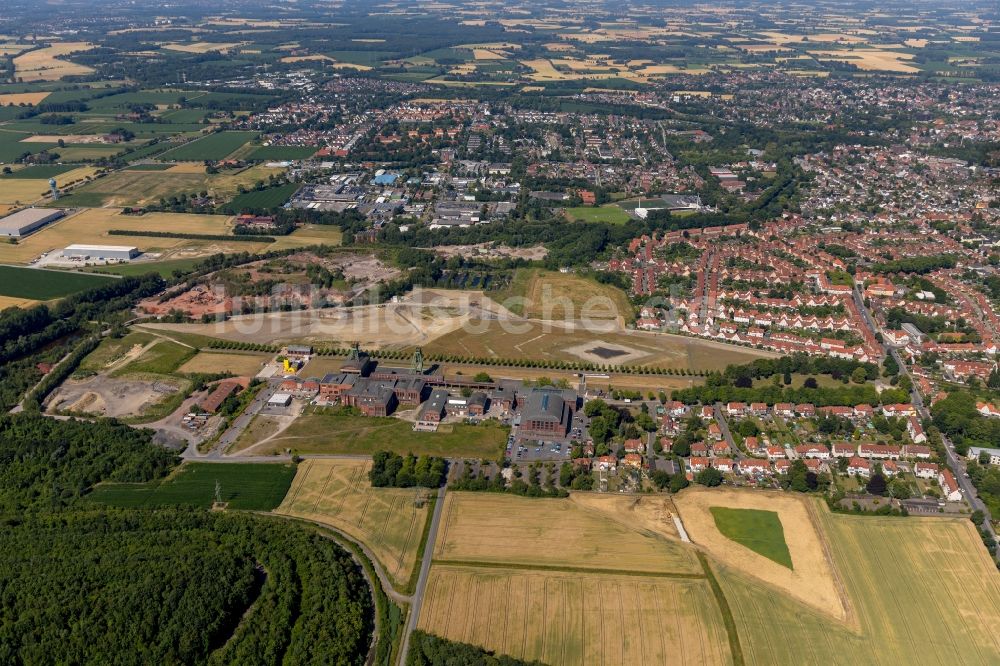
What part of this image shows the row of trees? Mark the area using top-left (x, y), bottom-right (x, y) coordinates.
top-left (369, 451), bottom-right (447, 488)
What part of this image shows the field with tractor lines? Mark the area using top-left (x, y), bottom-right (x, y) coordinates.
top-left (717, 505), bottom-right (1000, 665)
top-left (419, 565), bottom-right (731, 666)
top-left (275, 458), bottom-right (431, 588)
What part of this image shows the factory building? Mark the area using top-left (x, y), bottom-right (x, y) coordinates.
top-left (62, 244), bottom-right (140, 261)
top-left (0, 208), bottom-right (65, 238)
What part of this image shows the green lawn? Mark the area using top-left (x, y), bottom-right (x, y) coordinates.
top-left (263, 409), bottom-right (509, 458)
top-left (565, 206), bottom-right (631, 225)
top-left (113, 339), bottom-right (195, 376)
top-left (86, 462), bottom-right (296, 510)
top-left (85, 257), bottom-right (202, 278)
top-left (710, 507), bottom-right (793, 569)
top-left (0, 266), bottom-right (117, 300)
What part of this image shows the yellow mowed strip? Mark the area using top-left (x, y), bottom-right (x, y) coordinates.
top-left (418, 565), bottom-right (732, 666)
top-left (275, 458), bottom-right (430, 588)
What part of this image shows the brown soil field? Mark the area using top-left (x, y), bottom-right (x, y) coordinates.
top-left (434, 492), bottom-right (700, 575)
top-left (419, 565), bottom-right (731, 666)
top-left (46, 374), bottom-right (184, 418)
top-left (674, 486), bottom-right (845, 620)
top-left (275, 458), bottom-right (430, 588)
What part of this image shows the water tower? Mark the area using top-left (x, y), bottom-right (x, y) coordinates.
top-left (48, 178), bottom-right (60, 200)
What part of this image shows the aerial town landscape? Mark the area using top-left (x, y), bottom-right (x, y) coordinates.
top-left (1, 0), bottom-right (999, 664)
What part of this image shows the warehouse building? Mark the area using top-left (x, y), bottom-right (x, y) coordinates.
top-left (0, 208), bottom-right (65, 238)
top-left (62, 244), bottom-right (140, 261)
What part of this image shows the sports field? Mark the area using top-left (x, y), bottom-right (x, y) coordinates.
top-left (420, 492), bottom-right (732, 665)
top-left (564, 205), bottom-right (630, 224)
top-left (0, 265), bottom-right (116, 300)
top-left (275, 458), bottom-right (431, 588)
top-left (86, 461), bottom-right (296, 511)
top-left (718, 506), bottom-right (1000, 665)
top-left (238, 409), bottom-right (508, 458)
top-left (158, 131), bottom-right (258, 161)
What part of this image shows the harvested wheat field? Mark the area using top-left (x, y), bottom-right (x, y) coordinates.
top-left (674, 486), bottom-right (845, 619)
top-left (433, 492), bottom-right (700, 574)
top-left (809, 49), bottom-right (919, 73)
top-left (14, 42), bottom-right (95, 81)
top-left (275, 458), bottom-right (430, 588)
top-left (567, 493), bottom-right (680, 540)
top-left (0, 92), bottom-right (50, 105)
top-left (0, 208), bottom-right (242, 264)
top-left (419, 565), bottom-right (731, 666)
top-left (0, 295), bottom-right (38, 309)
top-left (718, 506), bottom-right (1000, 665)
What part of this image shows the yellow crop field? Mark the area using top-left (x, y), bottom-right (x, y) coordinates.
top-left (175, 351), bottom-right (268, 376)
top-left (275, 458), bottom-right (431, 588)
top-left (809, 49), bottom-right (919, 73)
top-left (0, 208), bottom-right (244, 264)
top-left (0, 92), bottom-right (50, 105)
top-left (14, 42), bottom-right (95, 81)
top-left (717, 505), bottom-right (1000, 665)
top-left (0, 180), bottom-right (52, 205)
top-left (433, 492), bottom-right (700, 574)
top-left (419, 565), bottom-right (732, 666)
top-left (0, 295), bottom-right (39, 309)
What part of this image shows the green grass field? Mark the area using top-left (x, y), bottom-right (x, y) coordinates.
top-left (0, 266), bottom-right (117, 300)
top-left (113, 339), bottom-right (195, 376)
top-left (85, 257), bottom-right (202, 278)
top-left (250, 409), bottom-right (508, 458)
top-left (221, 182), bottom-right (299, 213)
top-left (710, 507), bottom-right (792, 569)
top-left (122, 163), bottom-right (174, 171)
top-left (86, 462), bottom-right (297, 511)
top-left (565, 205), bottom-right (631, 224)
top-left (158, 131), bottom-right (257, 161)
top-left (1, 164), bottom-right (79, 179)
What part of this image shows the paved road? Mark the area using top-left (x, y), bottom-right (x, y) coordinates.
top-left (185, 380), bottom-right (283, 460)
top-left (398, 485), bottom-right (447, 666)
top-left (852, 271), bottom-right (1000, 560)
top-left (713, 403), bottom-right (744, 461)
top-left (888, 347), bottom-right (999, 557)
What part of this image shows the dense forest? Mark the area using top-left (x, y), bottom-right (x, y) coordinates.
top-left (0, 412), bottom-right (376, 665)
top-left (0, 511), bottom-right (373, 665)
